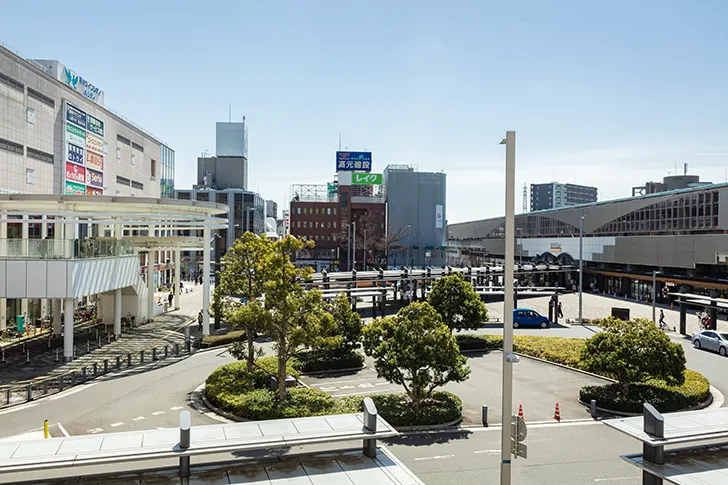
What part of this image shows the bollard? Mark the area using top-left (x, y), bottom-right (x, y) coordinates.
top-left (590, 399), bottom-right (597, 419)
top-left (140, 350), bottom-right (145, 363)
top-left (5, 389), bottom-right (10, 405)
top-left (42, 380), bottom-right (48, 395)
top-left (186, 339), bottom-right (191, 353)
top-left (1, 350), bottom-right (4, 363)
top-left (152, 348), bottom-right (157, 361)
top-left (115, 356), bottom-right (121, 369)
top-left (73, 346), bottom-right (77, 359)
top-left (179, 411), bottom-right (191, 478)
top-left (165, 345), bottom-right (168, 358)
top-left (482, 405), bottom-right (489, 427)
top-left (47, 338), bottom-right (51, 349)
top-left (59, 375), bottom-right (64, 391)
top-left (55, 348), bottom-right (60, 363)
top-left (362, 397), bottom-right (378, 457)
top-left (175, 343), bottom-right (179, 356)
top-left (86, 341), bottom-right (90, 353)
top-left (22, 343), bottom-right (26, 353)
top-left (44, 419), bottom-right (49, 439)
top-left (107, 334), bottom-right (111, 344)
top-left (26, 350), bottom-right (30, 364)
top-left (93, 363), bottom-right (98, 376)
top-left (104, 359), bottom-right (109, 374)
top-left (97, 336), bottom-right (101, 349)
top-left (26, 384), bottom-right (32, 402)
top-left (81, 367), bottom-right (87, 381)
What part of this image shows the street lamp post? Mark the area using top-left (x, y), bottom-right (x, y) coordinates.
top-left (499, 131), bottom-right (516, 485)
top-left (406, 224), bottom-right (412, 267)
top-left (652, 270), bottom-right (661, 323)
top-left (578, 215), bottom-right (584, 324)
top-left (352, 221), bottom-right (357, 271)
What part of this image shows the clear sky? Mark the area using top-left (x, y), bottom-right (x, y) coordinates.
top-left (2, 0), bottom-right (727, 222)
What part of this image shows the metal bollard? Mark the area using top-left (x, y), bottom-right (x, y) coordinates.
top-left (97, 336), bottom-right (102, 349)
top-left (73, 346), bottom-right (77, 358)
top-left (86, 341), bottom-right (90, 353)
top-left (1, 350), bottom-right (4, 363)
top-left (175, 343), bottom-right (179, 356)
top-left (47, 338), bottom-right (51, 349)
top-left (104, 359), bottom-right (109, 374)
top-left (179, 411), bottom-right (191, 478)
top-left (362, 397), bottom-right (378, 457)
top-left (55, 348), bottom-right (60, 363)
top-left (590, 399), bottom-right (597, 419)
top-left (186, 339), bottom-right (191, 353)
top-left (127, 353), bottom-right (132, 367)
top-left (22, 343), bottom-right (26, 353)
top-left (59, 375), bottom-right (64, 391)
top-left (26, 384), bottom-right (32, 402)
top-left (140, 350), bottom-right (145, 363)
top-left (482, 405), bottom-right (489, 427)
top-left (152, 348), bottom-right (157, 361)
top-left (165, 345), bottom-right (168, 358)
top-left (26, 350), bottom-right (30, 364)
top-left (115, 356), bottom-right (121, 369)
top-left (5, 389), bottom-right (10, 405)
top-left (107, 334), bottom-right (111, 344)
top-left (93, 363), bottom-right (98, 376)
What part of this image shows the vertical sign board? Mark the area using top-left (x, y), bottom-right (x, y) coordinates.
top-left (435, 204), bottom-right (444, 229)
top-left (336, 151), bottom-right (372, 172)
top-left (62, 101), bottom-right (105, 195)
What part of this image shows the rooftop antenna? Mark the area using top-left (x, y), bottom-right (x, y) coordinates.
top-left (338, 132), bottom-right (342, 151)
top-left (684, 162), bottom-right (688, 175)
top-left (522, 183), bottom-right (527, 213)
top-left (228, 104), bottom-right (231, 122)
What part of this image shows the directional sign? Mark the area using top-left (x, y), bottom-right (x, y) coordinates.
top-left (511, 415), bottom-right (527, 441)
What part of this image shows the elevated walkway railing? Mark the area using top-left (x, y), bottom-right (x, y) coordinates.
top-left (0, 239), bottom-right (134, 259)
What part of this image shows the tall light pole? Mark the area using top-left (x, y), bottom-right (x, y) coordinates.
top-left (652, 270), bottom-right (661, 323)
top-left (352, 221), bottom-right (357, 271)
top-left (578, 215), bottom-right (584, 324)
top-left (406, 224), bottom-right (412, 267)
top-left (500, 131), bottom-right (516, 485)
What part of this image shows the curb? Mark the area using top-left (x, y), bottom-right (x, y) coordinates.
top-left (512, 352), bottom-right (617, 383)
top-left (190, 383), bottom-right (237, 423)
top-left (395, 416), bottom-right (463, 432)
top-left (577, 387), bottom-right (717, 417)
top-left (300, 364), bottom-right (367, 377)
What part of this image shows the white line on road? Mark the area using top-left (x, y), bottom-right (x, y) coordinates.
top-left (473, 449), bottom-right (500, 454)
top-left (57, 423), bottom-right (70, 437)
top-left (110, 422), bottom-right (125, 428)
top-left (414, 454), bottom-right (455, 461)
top-left (594, 477), bottom-right (640, 482)
top-left (309, 376), bottom-right (377, 387)
top-left (151, 411), bottom-right (165, 416)
top-left (87, 428), bottom-right (103, 434)
top-left (170, 406), bottom-right (184, 411)
top-left (332, 388), bottom-right (399, 397)
top-left (132, 416), bottom-right (146, 421)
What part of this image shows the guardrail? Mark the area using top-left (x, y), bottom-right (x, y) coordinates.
top-left (0, 238), bottom-right (134, 259)
top-left (0, 332), bottom-right (197, 409)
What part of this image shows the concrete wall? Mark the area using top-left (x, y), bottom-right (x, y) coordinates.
top-left (0, 46), bottom-right (163, 197)
top-left (196, 156), bottom-right (247, 190)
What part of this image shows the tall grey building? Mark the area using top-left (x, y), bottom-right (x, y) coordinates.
top-left (265, 199), bottom-right (278, 219)
top-left (530, 182), bottom-right (597, 211)
top-left (383, 165), bottom-right (446, 267)
top-left (196, 121), bottom-right (248, 190)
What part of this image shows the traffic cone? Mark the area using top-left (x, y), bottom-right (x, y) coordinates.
top-left (553, 403), bottom-right (561, 422)
top-left (518, 404), bottom-right (524, 421)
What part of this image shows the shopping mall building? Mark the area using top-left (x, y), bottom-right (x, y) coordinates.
top-left (447, 183), bottom-right (728, 301)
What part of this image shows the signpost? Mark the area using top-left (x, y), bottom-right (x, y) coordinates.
top-left (510, 415), bottom-right (528, 459)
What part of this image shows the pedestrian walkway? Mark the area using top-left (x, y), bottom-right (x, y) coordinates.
top-left (0, 288), bottom-right (204, 388)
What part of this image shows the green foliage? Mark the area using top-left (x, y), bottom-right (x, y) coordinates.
top-left (327, 293), bottom-right (363, 353)
top-left (580, 370), bottom-right (711, 413)
top-left (201, 330), bottom-right (246, 348)
top-left (296, 349), bottom-right (365, 373)
top-left (454, 334), bottom-right (585, 367)
top-left (362, 302), bottom-right (470, 407)
top-left (454, 334), bottom-right (502, 351)
top-left (254, 355), bottom-right (301, 379)
top-left (580, 318), bottom-right (686, 391)
top-left (339, 391), bottom-right (462, 427)
top-left (427, 274), bottom-right (488, 331)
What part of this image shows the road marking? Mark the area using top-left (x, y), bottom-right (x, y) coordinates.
top-left (414, 454), bottom-right (455, 461)
top-left (473, 449), bottom-right (500, 454)
top-left (87, 428), bottom-right (103, 434)
top-left (170, 406), bottom-right (184, 411)
top-left (57, 423), bottom-right (70, 437)
top-left (396, 419), bottom-right (602, 437)
top-left (309, 376), bottom-right (377, 387)
top-left (320, 387), bottom-right (338, 391)
top-left (331, 388), bottom-right (398, 397)
top-left (358, 383), bottom-right (374, 388)
top-left (110, 422), bottom-right (125, 428)
top-left (594, 478), bottom-right (640, 482)
top-left (339, 385), bottom-right (356, 390)
top-left (132, 416), bottom-right (146, 421)
top-left (151, 411), bottom-right (165, 416)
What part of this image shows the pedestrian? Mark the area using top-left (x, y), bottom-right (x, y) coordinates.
top-left (197, 310), bottom-right (203, 333)
top-left (659, 309), bottom-right (666, 329)
top-left (558, 301), bottom-right (564, 318)
top-left (168, 292), bottom-right (173, 306)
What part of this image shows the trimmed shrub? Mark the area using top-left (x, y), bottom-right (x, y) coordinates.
top-left (201, 330), bottom-right (246, 348)
top-left (454, 334), bottom-right (501, 351)
top-left (296, 349), bottom-right (365, 373)
top-left (340, 391), bottom-right (462, 427)
top-left (454, 333), bottom-right (585, 367)
top-left (254, 355), bottom-right (301, 378)
top-left (580, 370), bottom-right (710, 414)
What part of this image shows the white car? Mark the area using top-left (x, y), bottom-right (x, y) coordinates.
top-left (692, 330), bottom-right (728, 356)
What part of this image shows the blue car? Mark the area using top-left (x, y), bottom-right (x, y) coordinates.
top-left (513, 308), bottom-right (551, 329)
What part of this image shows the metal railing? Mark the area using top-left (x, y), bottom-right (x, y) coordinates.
top-left (0, 331), bottom-right (197, 409)
top-left (0, 239), bottom-right (134, 259)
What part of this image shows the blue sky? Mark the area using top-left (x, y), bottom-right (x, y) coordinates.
top-left (3, 0), bottom-right (727, 222)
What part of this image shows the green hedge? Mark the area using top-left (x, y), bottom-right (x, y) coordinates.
top-left (295, 349), bottom-right (365, 373)
top-left (340, 391), bottom-right (462, 427)
top-left (201, 330), bottom-right (246, 348)
top-left (454, 334), bottom-right (585, 367)
top-left (580, 370), bottom-right (711, 414)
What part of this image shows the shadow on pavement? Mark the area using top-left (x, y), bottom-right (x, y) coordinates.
top-left (384, 429), bottom-right (473, 446)
top-left (482, 322), bottom-right (571, 330)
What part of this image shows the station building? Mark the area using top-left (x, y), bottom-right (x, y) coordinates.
top-left (447, 182), bottom-right (728, 302)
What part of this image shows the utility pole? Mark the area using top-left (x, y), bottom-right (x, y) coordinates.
top-left (578, 215), bottom-right (584, 324)
top-left (500, 131), bottom-right (516, 485)
top-left (352, 221), bottom-right (357, 271)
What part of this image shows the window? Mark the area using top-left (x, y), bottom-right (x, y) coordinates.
top-left (25, 168), bottom-right (34, 185)
top-left (27, 147), bottom-right (53, 164)
top-left (151, 159), bottom-right (157, 178)
top-left (26, 107), bottom-right (35, 125)
top-left (315, 208), bottom-right (319, 215)
top-left (0, 72), bottom-right (23, 92)
top-left (116, 147), bottom-right (121, 159)
top-left (131, 153), bottom-right (136, 165)
top-left (27, 88), bottom-right (55, 107)
top-left (327, 222), bottom-right (331, 228)
top-left (297, 207), bottom-right (301, 214)
top-left (334, 208), bottom-right (337, 215)
top-left (0, 137), bottom-right (23, 155)
top-left (327, 208), bottom-right (331, 215)
top-left (333, 221), bottom-right (337, 229)
top-left (131, 180), bottom-right (144, 190)
top-left (116, 176), bottom-right (131, 186)
top-left (132, 142), bottom-right (144, 152)
top-left (117, 135), bottom-right (131, 146)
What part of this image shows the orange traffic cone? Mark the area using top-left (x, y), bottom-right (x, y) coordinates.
top-left (518, 404), bottom-right (525, 421)
top-left (553, 403), bottom-right (561, 422)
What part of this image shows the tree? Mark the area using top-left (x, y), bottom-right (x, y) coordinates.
top-left (214, 232), bottom-right (272, 372)
top-left (580, 318), bottom-right (685, 395)
top-left (261, 235), bottom-right (339, 401)
top-left (362, 302), bottom-right (471, 408)
top-left (427, 274), bottom-right (488, 331)
top-left (327, 293), bottom-right (363, 353)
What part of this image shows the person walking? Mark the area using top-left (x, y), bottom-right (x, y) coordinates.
top-left (557, 301), bottom-right (564, 319)
top-left (197, 310), bottom-right (203, 333)
top-left (659, 309), bottom-right (666, 329)
top-left (167, 292), bottom-right (173, 307)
